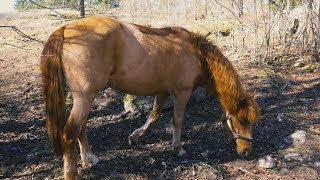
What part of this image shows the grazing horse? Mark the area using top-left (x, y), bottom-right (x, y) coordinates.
top-left (40, 16), bottom-right (260, 179)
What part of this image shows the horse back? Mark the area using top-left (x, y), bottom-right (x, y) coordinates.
top-left (62, 16), bottom-right (204, 96)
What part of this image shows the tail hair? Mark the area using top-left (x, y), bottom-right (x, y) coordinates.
top-left (40, 27), bottom-right (66, 156)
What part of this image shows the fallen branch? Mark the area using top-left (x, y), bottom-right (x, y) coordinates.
top-left (0, 26), bottom-right (44, 44)
top-left (0, 41), bottom-right (31, 50)
top-left (238, 167), bottom-right (255, 176)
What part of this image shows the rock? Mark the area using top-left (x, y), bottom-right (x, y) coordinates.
top-left (258, 155), bottom-right (276, 169)
top-left (122, 88), bottom-right (209, 113)
top-left (26, 153), bottom-right (38, 162)
top-left (277, 113), bottom-right (284, 122)
top-left (284, 153), bottom-right (304, 161)
top-left (301, 64), bottom-right (312, 71)
top-left (280, 168), bottom-right (289, 174)
top-left (29, 106), bottom-right (36, 112)
top-left (315, 161), bottom-right (320, 167)
top-left (309, 125), bottom-right (320, 134)
top-left (290, 130), bottom-right (306, 146)
top-left (294, 62), bottom-right (305, 67)
top-left (201, 149), bottom-right (210, 159)
top-left (123, 94), bottom-right (140, 113)
top-left (194, 164), bottom-right (223, 179)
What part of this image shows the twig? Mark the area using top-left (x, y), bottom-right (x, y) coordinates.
top-left (238, 167), bottom-right (255, 176)
top-left (214, 0), bottom-right (242, 24)
top-left (28, 0), bottom-right (69, 19)
top-left (0, 26), bottom-right (44, 44)
top-left (0, 41), bottom-right (30, 50)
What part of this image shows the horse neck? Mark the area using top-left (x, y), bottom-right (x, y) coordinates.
top-left (205, 49), bottom-right (245, 114)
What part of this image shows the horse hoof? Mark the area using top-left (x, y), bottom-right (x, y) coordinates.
top-left (172, 147), bottom-right (187, 156)
top-left (128, 135), bottom-right (138, 146)
top-left (65, 172), bottom-right (81, 180)
top-left (177, 148), bottom-right (187, 156)
top-left (82, 154), bottom-right (99, 168)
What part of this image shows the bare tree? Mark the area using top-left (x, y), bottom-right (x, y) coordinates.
top-left (317, 0), bottom-right (320, 61)
top-left (80, 0), bottom-right (85, 18)
top-left (238, 0), bottom-right (243, 17)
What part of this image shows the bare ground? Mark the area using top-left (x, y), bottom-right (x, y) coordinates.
top-left (0, 11), bottom-right (319, 179)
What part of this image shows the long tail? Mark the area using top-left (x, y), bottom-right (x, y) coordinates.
top-left (40, 27), bottom-right (66, 156)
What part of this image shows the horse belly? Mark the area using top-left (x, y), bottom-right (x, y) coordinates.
top-left (107, 56), bottom-right (200, 96)
top-left (108, 71), bottom-right (171, 96)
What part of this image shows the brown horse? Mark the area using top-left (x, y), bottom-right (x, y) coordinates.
top-left (40, 16), bottom-right (260, 179)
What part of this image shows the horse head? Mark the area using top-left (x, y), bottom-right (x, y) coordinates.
top-left (222, 91), bottom-right (260, 156)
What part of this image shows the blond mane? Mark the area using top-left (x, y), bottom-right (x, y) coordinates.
top-left (190, 33), bottom-right (259, 123)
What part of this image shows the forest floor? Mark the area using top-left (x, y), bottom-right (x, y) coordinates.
top-left (0, 10), bottom-right (319, 179)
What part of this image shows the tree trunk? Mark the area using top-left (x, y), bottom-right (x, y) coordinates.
top-left (238, 0), bottom-right (243, 17)
top-left (167, 0), bottom-right (170, 24)
top-left (80, 0), bottom-right (85, 18)
top-left (317, 0), bottom-right (320, 61)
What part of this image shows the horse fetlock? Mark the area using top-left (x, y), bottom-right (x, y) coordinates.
top-left (64, 167), bottom-right (80, 180)
top-left (172, 146), bottom-right (187, 156)
top-left (82, 154), bottom-right (99, 168)
top-left (65, 172), bottom-right (80, 180)
top-left (128, 135), bottom-right (138, 146)
top-left (128, 128), bottom-right (144, 146)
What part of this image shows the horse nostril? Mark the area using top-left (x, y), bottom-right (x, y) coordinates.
top-left (239, 148), bottom-right (251, 157)
top-left (243, 150), bottom-right (249, 156)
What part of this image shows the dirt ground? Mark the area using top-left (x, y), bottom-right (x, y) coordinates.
top-left (0, 10), bottom-right (319, 179)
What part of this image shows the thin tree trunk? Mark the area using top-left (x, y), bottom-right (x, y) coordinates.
top-left (264, 0), bottom-right (271, 63)
top-left (80, 0), bottom-right (85, 18)
top-left (254, 0), bottom-right (258, 61)
top-left (167, 0), bottom-right (170, 24)
top-left (204, 0), bottom-right (208, 17)
top-left (317, 0), bottom-right (320, 61)
top-left (238, 0), bottom-right (243, 17)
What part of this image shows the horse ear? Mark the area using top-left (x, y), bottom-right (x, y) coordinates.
top-left (251, 90), bottom-right (257, 99)
top-left (240, 91), bottom-right (257, 107)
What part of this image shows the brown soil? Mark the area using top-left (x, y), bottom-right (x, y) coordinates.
top-left (0, 11), bottom-right (319, 179)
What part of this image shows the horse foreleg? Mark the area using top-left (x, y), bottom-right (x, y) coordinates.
top-left (172, 90), bottom-right (192, 156)
top-left (78, 124), bottom-right (99, 168)
top-left (63, 94), bottom-right (94, 179)
top-left (128, 94), bottom-right (168, 145)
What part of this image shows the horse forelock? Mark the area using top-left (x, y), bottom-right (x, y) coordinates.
top-left (238, 96), bottom-right (260, 124)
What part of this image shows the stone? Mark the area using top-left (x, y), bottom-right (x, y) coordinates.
top-left (294, 62), bottom-right (305, 67)
top-left (26, 153), bottom-right (38, 162)
top-left (123, 94), bottom-right (141, 113)
top-left (290, 130), bottom-right (306, 146)
top-left (122, 88), bottom-right (209, 113)
top-left (284, 153), bottom-right (304, 161)
top-left (280, 168), bottom-right (289, 174)
top-left (301, 64), bottom-right (312, 71)
top-left (258, 155), bottom-right (276, 169)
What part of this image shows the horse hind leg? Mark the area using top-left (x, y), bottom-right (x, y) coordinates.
top-left (78, 123), bottom-right (99, 168)
top-left (62, 93), bottom-right (95, 179)
top-left (128, 94), bottom-right (168, 145)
